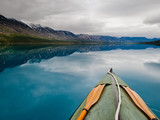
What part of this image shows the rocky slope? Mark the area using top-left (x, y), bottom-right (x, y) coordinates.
top-left (0, 14), bottom-right (79, 43)
top-left (30, 24), bottom-right (79, 41)
top-left (0, 14), bottom-right (37, 36)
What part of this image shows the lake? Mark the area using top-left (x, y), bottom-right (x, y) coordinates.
top-left (0, 44), bottom-right (160, 120)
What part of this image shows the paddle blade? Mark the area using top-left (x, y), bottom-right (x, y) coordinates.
top-left (86, 84), bottom-right (105, 109)
top-left (123, 86), bottom-right (157, 120)
top-left (77, 84), bottom-right (105, 120)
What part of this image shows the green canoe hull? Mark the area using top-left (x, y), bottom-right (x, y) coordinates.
top-left (70, 72), bottom-right (158, 120)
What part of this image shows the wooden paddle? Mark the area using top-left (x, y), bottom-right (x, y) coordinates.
top-left (123, 86), bottom-right (158, 120)
top-left (77, 84), bottom-right (105, 120)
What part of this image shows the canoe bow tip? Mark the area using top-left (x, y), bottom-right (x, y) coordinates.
top-left (108, 68), bottom-right (113, 73)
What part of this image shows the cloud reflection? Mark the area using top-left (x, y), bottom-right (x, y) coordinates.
top-left (144, 61), bottom-right (160, 71)
top-left (35, 48), bottom-right (160, 82)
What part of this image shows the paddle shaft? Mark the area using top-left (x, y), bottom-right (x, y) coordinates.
top-left (77, 110), bottom-right (87, 120)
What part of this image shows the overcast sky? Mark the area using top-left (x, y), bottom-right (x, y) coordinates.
top-left (0, 0), bottom-right (160, 38)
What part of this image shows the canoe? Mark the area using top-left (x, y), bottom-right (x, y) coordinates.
top-left (70, 68), bottom-right (159, 120)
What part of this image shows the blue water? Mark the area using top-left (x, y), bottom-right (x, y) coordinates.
top-left (0, 44), bottom-right (160, 120)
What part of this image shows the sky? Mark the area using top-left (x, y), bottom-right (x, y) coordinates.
top-left (0, 0), bottom-right (160, 38)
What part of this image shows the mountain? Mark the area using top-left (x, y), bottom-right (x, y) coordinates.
top-left (30, 24), bottom-right (79, 40)
top-left (78, 34), bottom-right (119, 42)
top-left (78, 34), bottom-right (159, 42)
top-left (119, 37), bottom-right (159, 42)
top-left (0, 14), bottom-right (159, 44)
top-left (0, 14), bottom-right (36, 36)
top-left (0, 14), bottom-right (80, 44)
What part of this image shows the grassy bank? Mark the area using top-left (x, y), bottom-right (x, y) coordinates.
top-left (0, 33), bottom-right (153, 46)
top-left (141, 40), bottom-right (160, 46)
top-left (0, 33), bottom-right (80, 44)
top-left (0, 33), bottom-right (108, 45)
top-left (0, 33), bottom-right (139, 45)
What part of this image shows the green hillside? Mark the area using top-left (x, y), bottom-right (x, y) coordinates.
top-left (0, 33), bottom-right (78, 44)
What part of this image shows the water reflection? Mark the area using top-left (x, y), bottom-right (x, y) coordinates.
top-left (144, 61), bottom-right (160, 71)
top-left (0, 44), bottom-right (159, 73)
top-left (0, 44), bottom-right (160, 120)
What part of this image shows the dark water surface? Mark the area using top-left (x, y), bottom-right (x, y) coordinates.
top-left (0, 44), bottom-right (160, 120)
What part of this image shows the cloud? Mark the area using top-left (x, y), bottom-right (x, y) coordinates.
top-left (39, 15), bottom-right (106, 33)
top-left (0, 0), bottom-right (85, 21)
top-left (144, 15), bottom-right (160, 25)
top-left (1, 0), bottom-right (160, 37)
top-left (97, 0), bottom-right (160, 17)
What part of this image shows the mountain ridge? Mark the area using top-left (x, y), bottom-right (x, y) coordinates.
top-left (0, 14), bottom-right (159, 44)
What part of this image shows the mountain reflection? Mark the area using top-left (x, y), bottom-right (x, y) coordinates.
top-left (0, 44), bottom-right (159, 73)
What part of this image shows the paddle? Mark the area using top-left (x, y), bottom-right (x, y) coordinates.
top-left (123, 86), bottom-right (158, 120)
top-left (77, 84), bottom-right (105, 120)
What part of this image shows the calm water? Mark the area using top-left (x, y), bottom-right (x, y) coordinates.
top-left (0, 44), bottom-right (160, 120)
